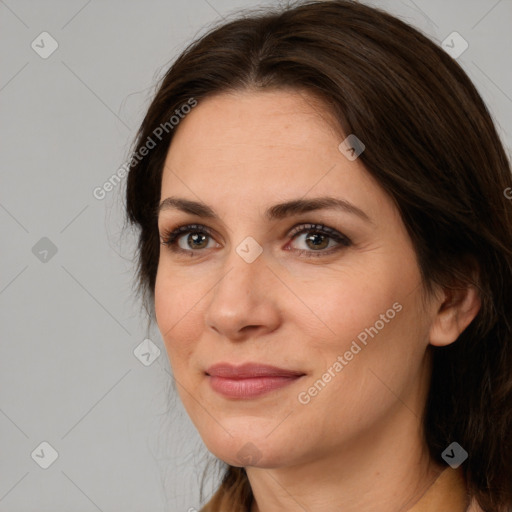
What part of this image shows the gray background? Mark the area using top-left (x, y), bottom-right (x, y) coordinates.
top-left (1, 0), bottom-right (511, 511)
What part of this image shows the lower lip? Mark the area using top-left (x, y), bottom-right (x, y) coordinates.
top-left (207, 375), bottom-right (304, 399)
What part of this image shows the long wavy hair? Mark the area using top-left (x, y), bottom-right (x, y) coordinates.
top-left (124, 1), bottom-right (512, 510)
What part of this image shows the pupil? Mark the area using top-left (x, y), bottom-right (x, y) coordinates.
top-left (307, 232), bottom-right (327, 249)
top-left (190, 233), bottom-right (207, 248)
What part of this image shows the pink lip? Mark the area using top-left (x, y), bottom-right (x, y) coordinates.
top-left (206, 363), bottom-right (305, 399)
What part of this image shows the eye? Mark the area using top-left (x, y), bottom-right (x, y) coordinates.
top-left (159, 224), bottom-right (218, 255)
top-left (159, 222), bottom-right (352, 258)
top-left (286, 223), bottom-right (352, 258)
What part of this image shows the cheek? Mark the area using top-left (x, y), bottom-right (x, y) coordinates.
top-left (290, 265), bottom-right (405, 351)
top-left (291, 262), bottom-right (426, 401)
top-left (293, 296), bottom-right (425, 440)
top-left (154, 271), bottom-right (204, 369)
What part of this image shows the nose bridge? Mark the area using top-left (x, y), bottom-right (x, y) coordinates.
top-left (204, 238), bottom-right (279, 338)
top-left (214, 238), bottom-right (266, 304)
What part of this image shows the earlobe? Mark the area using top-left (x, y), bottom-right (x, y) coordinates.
top-left (428, 285), bottom-right (481, 347)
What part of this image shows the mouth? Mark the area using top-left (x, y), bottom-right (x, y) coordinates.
top-left (205, 362), bottom-right (306, 399)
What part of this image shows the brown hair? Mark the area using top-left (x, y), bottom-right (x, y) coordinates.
top-left (124, 1), bottom-right (512, 510)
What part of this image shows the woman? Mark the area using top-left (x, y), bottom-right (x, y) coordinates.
top-left (124, 1), bottom-right (512, 511)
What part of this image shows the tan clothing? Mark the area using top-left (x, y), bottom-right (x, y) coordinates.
top-left (200, 467), bottom-right (483, 512)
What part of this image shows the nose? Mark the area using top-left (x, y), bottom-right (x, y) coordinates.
top-left (204, 248), bottom-right (282, 341)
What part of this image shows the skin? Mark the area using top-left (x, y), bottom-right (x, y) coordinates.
top-left (154, 89), bottom-right (481, 512)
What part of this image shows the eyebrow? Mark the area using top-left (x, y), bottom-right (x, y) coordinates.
top-left (157, 196), bottom-right (373, 224)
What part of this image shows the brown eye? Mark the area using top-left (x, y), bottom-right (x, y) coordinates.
top-left (288, 223), bottom-right (352, 258)
top-left (184, 232), bottom-right (210, 250)
top-left (160, 224), bottom-right (217, 255)
top-left (303, 231), bottom-right (331, 250)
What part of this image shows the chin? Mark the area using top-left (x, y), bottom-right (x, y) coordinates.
top-left (203, 431), bottom-right (292, 469)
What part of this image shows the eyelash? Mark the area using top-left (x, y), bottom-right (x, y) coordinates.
top-left (159, 223), bottom-right (352, 259)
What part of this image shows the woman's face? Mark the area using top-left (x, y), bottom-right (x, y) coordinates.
top-left (155, 89), bottom-right (438, 469)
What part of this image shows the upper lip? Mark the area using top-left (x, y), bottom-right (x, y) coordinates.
top-left (206, 362), bottom-right (305, 379)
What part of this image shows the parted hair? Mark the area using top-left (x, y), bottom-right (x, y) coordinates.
top-left (124, 1), bottom-right (512, 510)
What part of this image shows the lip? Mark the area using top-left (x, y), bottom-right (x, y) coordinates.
top-left (206, 362), bottom-right (306, 399)
top-left (206, 362), bottom-right (305, 378)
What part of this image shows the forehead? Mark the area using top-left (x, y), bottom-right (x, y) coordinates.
top-left (160, 89), bottom-right (390, 222)
top-left (165, 89), bottom-right (341, 167)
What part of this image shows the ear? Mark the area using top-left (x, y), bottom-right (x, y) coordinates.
top-left (428, 283), bottom-right (481, 347)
